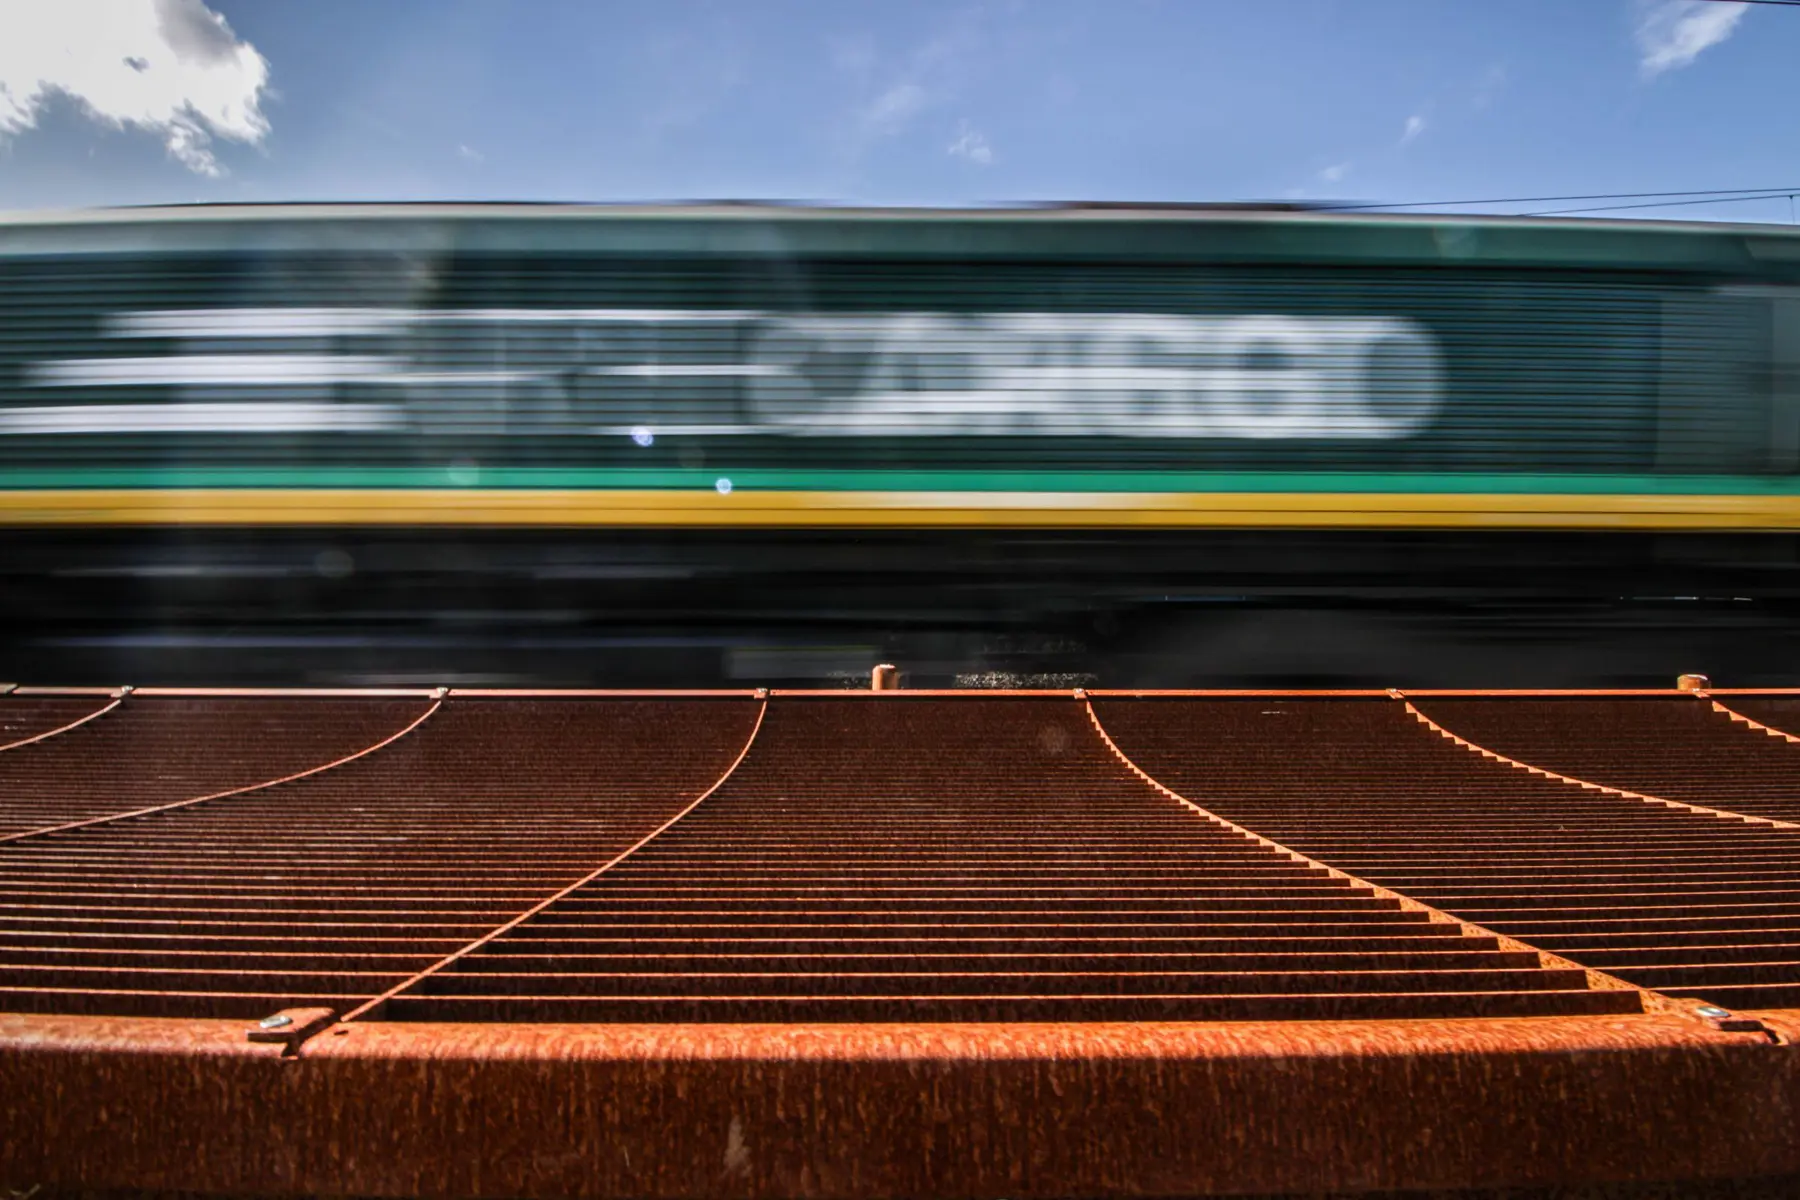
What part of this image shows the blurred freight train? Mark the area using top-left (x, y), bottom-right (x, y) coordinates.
top-left (0, 201), bottom-right (1798, 687)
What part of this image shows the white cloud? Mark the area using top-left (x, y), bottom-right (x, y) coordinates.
top-left (947, 120), bottom-right (992, 165)
top-left (456, 143), bottom-right (483, 164)
top-left (0, 0), bottom-right (270, 176)
top-left (1320, 162), bottom-right (1351, 184)
top-left (1400, 114), bottom-right (1426, 145)
top-left (1636, 0), bottom-right (1748, 77)
top-left (863, 82), bottom-right (928, 136)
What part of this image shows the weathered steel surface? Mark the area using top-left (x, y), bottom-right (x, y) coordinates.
top-left (0, 694), bottom-right (444, 844)
top-left (2, 1010), bottom-right (1796, 1198)
top-left (1413, 694), bottom-right (1800, 825)
top-left (378, 698), bottom-right (1628, 1025)
top-left (0, 693), bottom-right (121, 753)
top-left (0, 694), bottom-right (424, 837)
top-left (2, 692), bottom-right (1800, 1196)
top-left (341, 696), bottom-right (768, 1022)
top-left (1093, 696), bottom-right (1800, 1013)
top-left (0, 698), bottom-right (762, 1017)
top-left (1713, 694), bottom-right (1800, 747)
top-left (1083, 695), bottom-right (1678, 1016)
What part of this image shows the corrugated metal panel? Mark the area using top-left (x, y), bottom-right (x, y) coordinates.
top-left (1411, 696), bottom-right (1800, 823)
top-left (0, 698), bottom-right (759, 1016)
top-left (0, 694), bottom-right (117, 751)
top-left (385, 698), bottom-right (1625, 1023)
top-left (0, 695), bottom-right (420, 837)
top-left (1719, 695), bottom-right (1800, 738)
top-left (1092, 696), bottom-right (1800, 1012)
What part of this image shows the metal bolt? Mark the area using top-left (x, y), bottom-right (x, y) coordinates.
top-left (257, 1014), bottom-right (293, 1030)
top-left (1695, 1005), bottom-right (1731, 1019)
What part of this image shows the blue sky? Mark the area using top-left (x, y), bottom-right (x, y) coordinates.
top-left (1, 0), bottom-right (1797, 221)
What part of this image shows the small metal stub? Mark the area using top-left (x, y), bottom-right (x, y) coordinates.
top-left (871, 664), bottom-right (899, 691)
top-left (1677, 673), bottom-right (1711, 692)
top-left (431, 686), bottom-right (449, 699)
top-left (246, 1007), bottom-right (337, 1047)
top-left (1694, 1003), bottom-right (1768, 1033)
top-left (114, 684), bottom-right (135, 697)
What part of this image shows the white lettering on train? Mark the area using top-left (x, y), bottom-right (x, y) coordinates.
top-left (17, 307), bottom-right (1444, 440)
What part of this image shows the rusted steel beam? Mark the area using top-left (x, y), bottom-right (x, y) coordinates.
top-left (1385, 688), bottom-right (1723, 697)
top-left (449, 688), bottom-right (767, 698)
top-left (1, 1011), bottom-right (1795, 1198)
top-left (131, 686), bottom-right (443, 697)
top-left (18, 684), bottom-right (1800, 700)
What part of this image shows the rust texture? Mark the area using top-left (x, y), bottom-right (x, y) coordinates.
top-left (1400, 698), bottom-right (1798, 835)
top-left (0, 695), bottom-right (445, 845)
top-left (1083, 697), bottom-right (1678, 1015)
top-left (1413, 694), bottom-right (1800, 825)
top-left (0, 694), bottom-right (425, 837)
top-left (370, 698), bottom-right (1630, 1024)
top-left (2, 1010), bottom-right (1797, 1198)
top-left (0, 697), bottom-right (761, 1018)
top-left (0, 693), bottom-right (122, 754)
top-left (1094, 696), bottom-right (1800, 1013)
top-left (4, 691), bottom-right (1800, 1196)
top-left (338, 695), bottom-right (769, 1023)
top-left (1716, 693), bottom-right (1800, 741)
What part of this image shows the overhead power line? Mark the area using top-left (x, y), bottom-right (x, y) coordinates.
top-left (1322, 187), bottom-right (1800, 213)
top-left (1523, 193), bottom-right (1798, 216)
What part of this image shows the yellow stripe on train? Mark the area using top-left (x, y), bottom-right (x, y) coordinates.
top-left (1, 488), bottom-right (1799, 529)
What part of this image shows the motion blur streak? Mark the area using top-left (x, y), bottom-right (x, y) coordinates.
top-left (1, 202), bottom-right (1798, 687)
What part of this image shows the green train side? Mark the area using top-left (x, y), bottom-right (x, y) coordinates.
top-left (1, 203), bottom-right (1798, 687)
top-left (0, 203), bottom-right (1796, 525)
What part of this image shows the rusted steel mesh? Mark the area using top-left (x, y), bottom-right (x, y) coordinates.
top-left (1416, 695), bottom-right (1800, 824)
top-left (1721, 695), bottom-right (1800, 740)
top-left (1094, 696), bottom-right (1800, 1012)
top-left (0, 695), bottom-right (117, 751)
top-left (377, 697), bottom-right (1625, 1023)
top-left (0, 698), bottom-right (760, 1017)
top-left (0, 696), bottom-right (421, 837)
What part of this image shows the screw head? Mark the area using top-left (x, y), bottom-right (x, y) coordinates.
top-left (1695, 1005), bottom-right (1732, 1019)
top-left (257, 1014), bottom-right (293, 1030)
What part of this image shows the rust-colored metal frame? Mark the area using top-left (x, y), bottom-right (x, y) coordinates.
top-left (2, 1009), bottom-right (1799, 1197)
top-left (7, 684), bottom-right (1800, 1197)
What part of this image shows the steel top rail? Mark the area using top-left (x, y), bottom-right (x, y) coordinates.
top-left (14, 685), bottom-right (1800, 698)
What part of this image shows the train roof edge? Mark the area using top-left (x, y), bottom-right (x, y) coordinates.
top-left (1, 200), bottom-right (1798, 273)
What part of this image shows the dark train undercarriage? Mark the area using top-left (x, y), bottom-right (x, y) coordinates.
top-left (2, 527), bottom-right (1797, 689)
